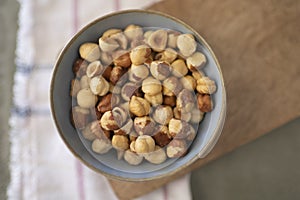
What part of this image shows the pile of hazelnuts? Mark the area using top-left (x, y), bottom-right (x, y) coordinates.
top-left (70, 24), bottom-right (217, 165)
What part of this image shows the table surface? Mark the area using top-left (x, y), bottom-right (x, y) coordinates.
top-left (108, 0), bottom-right (300, 199)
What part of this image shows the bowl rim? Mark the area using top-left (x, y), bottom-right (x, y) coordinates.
top-left (50, 9), bottom-right (227, 181)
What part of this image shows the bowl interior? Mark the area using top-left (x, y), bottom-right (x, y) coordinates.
top-left (50, 10), bottom-right (226, 180)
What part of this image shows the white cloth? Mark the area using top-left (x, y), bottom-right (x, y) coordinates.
top-left (8, 0), bottom-right (192, 199)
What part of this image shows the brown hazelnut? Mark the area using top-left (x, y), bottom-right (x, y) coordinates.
top-left (100, 111), bottom-right (119, 131)
top-left (97, 93), bottom-right (112, 113)
top-left (152, 105), bottom-right (173, 125)
top-left (130, 45), bottom-right (152, 65)
top-left (197, 94), bottom-right (213, 112)
top-left (110, 66), bottom-right (126, 85)
top-left (152, 125), bottom-right (172, 147)
top-left (150, 61), bottom-right (172, 81)
top-left (171, 59), bottom-right (188, 77)
top-left (129, 64), bottom-right (149, 82)
top-left (142, 77), bottom-right (162, 95)
top-left (163, 95), bottom-right (176, 107)
top-left (162, 76), bottom-right (182, 96)
top-left (176, 89), bottom-right (196, 113)
top-left (71, 106), bottom-right (90, 130)
top-left (166, 139), bottom-right (187, 158)
top-left (102, 65), bottom-right (112, 81)
top-left (129, 96), bottom-right (150, 117)
top-left (112, 135), bottom-right (129, 151)
top-left (134, 116), bottom-right (156, 136)
top-left (196, 76), bottom-right (217, 94)
top-left (113, 50), bottom-right (131, 68)
top-left (134, 135), bottom-right (155, 154)
top-left (147, 29), bottom-right (168, 52)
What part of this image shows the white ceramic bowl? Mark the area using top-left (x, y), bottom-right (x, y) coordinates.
top-left (50, 10), bottom-right (226, 181)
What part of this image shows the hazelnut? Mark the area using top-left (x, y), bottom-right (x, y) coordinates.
top-left (92, 138), bottom-right (112, 154)
top-left (110, 66), bottom-right (126, 85)
top-left (102, 65), bottom-right (112, 81)
top-left (124, 150), bottom-right (143, 165)
top-left (109, 32), bottom-right (128, 50)
top-left (100, 52), bottom-right (113, 66)
top-left (167, 32), bottom-right (179, 49)
top-left (120, 82), bottom-right (139, 101)
top-left (134, 135), bottom-right (155, 154)
top-left (144, 93), bottom-right (163, 106)
top-left (144, 146), bottom-right (167, 164)
top-left (129, 96), bottom-right (150, 117)
top-left (147, 29), bottom-right (168, 52)
top-left (112, 135), bottom-right (129, 150)
top-left (129, 132), bottom-right (138, 142)
top-left (168, 118), bottom-right (192, 139)
top-left (171, 59), bottom-right (188, 77)
top-left (79, 75), bottom-right (90, 89)
top-left (71, 106), bottom-right (90, 130)
top-left (196, 76), bottom-right (217, 94)
top-left (134, 116), bottom-right (156, 136)
top-left (97, 93), bottom-right (112, 113)
top-left (190, 108), bottom-right (204, 124)
top-left (116, 118), bottom-right (133, 135)
top-left (152, 105), bottom-right (173, 125)
top-left (90, 121), bottom-right (111, 140)
top-left (173, 107), bottom-right (192, 122)
top-left (176, 89), bottom-right (196, 113)
top-left (152, 125), bottom-right (172, 147)
top-left (128, 64), bottom-right (149, 82)
top-left (79, 42), bottom-right (101, 62)
top-left (162, 76), bottom-right (182, 96)
top-left (166, 139), bottom-right (187, 158)
top-left (130, 45), bottom-right (152, 65)
top-left (89, 76), bottom-right (110, 96)
top-left (109, 83), bottom-right (121, 94)
top-left (77, 88), bottom-right (97, 108)
top-left (73, 58), bottom-right (88, 78)
top-left (186, 126), bottom-right (196, 141)
top-left (102, 28), bottom-right (122, 38)
top-left (163, 95), bottom-right (176, 107)
top-left (112, 106), bottom-right (128, 127)
top-left (130, 140), bottom-right (136, 152)
top-left (99, 37), bottom-right (119, 52)
top-left (186, 52), bottom-right (207, 71)
top-left (155, 48), bottom-right (177, 64)
top-left (177, 34), bottom-right (197, 57)
top-left (192, 70), bottom-right (205, 80)
top-left (100, 111), bottom-right (119, 131)
top-left (142, 77), bottom-right (162, 95)
top-left (124, 24), bottom-right (144, 41)
top-left (81, 121), bottom-right (100, 141)
top-left (197, 94), bottom-right (213, 112)
top-left (144, 30), bottom-right (153, 41)
top-left (86, 60), bottom-right (103, 78)
top-left (180, 75), bottom-right (196, 91)
top-left (113, 51), bottom-right (131, 68)
top-left (70, 78), bottom-right (81, 97)
top-left (150, 61), bottom-right (172, 81)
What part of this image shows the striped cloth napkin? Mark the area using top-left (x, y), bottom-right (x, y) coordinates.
top-left (8, 0), bottom-right (192, 199)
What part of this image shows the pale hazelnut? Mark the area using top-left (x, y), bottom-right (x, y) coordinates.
top-left (112, 106), bottom-right (128, 127)
top-left (162, 76), bottom-right (182, 96)
top-left (186, 52), bottom-right (206, 71)
top-left (110, 66), bottom-right (126, 85)
top-left (86, 60), bottom-right (103, 78)
top-left (150, 61), bottom-right (172, 81)
top-left (134, 116), bottom-right (156, 136)
top-left (112, 135), bottom-right (129, 150)
top-left (124, 150), bottom-right (143, 165)
top-left (147, 29), bottom-right (168, 52)
top-left (130, 45), bottom-right (152, 65)
top-left (129, 132), bottom-right (138, 142)
top-left (190, 108), bottom-right (204, 124)
top-left (100, 111), bottom-right (119, 131)
top-left (109, 32), bottom-right (128, 50)
top-left (197, 94), bottom-right (213, 112)
top-left (129, 96), bottom-right (150, 117)
top-left (79, 75), bottom-right (90, 89)
top-left (177, 34), bottom-right (197, 57)
top-left (115, 118), bottom-right (133, 135)
top-left (171, 59), bottom-right (188, 77)
top-left (196, 76), bottom-right (217, 94)
top-left (70, 78), bottom-right (81, 97)
top-left (152, 125), bottom-right (172, 147)
top-left (186, 126), bottom-right (196, 141)
top-left (124, 24), bottom-right (144, 41)
top-left (109, 83), bottom-right (121, 94)
top-left (143, 30), bottom-right (153, 41)
top-left (113, 50), bottom-right (131, 68)
top-left (153, 105), bottom-right (173, 125)
top-left (144, 146), bottom-right (167, 164)
top-left (173, 107), bottom-right (192, 122)
top-left (73, 58), bottom-right (88, 78)
top-left (167, 32), bottom-right (179, 49)
top-left (129, 64), bottom-right (149, 82)
top-left (192, 70), bottom-right (205, 80)
top-left (71, 106), bottom-right (90, 130)
top-left (89, 76), bottom-right (110, 96)
top-left (142, 77), bottom-right (162, 95)
top-left (163, 95), bottom-right (176, 107)
top-left (155, 48), bottom-right (177, 64)
top-left (81, 121), bottom-right (100, 141)
top-left (92, 138), bottom-right (112, 154)
top-left (89, 120), bottom-right (111, 140)
top-left (102, 28), bottom-right (122, 38)
top-left (168, 118), bottom-right (192, 139)
top-left (130, 140), bottom-right (136, 152)
top-left (100, 52), bottom-right (113, 66)
top-left (79, 42), bottom-right (101, 62)
top-left (166, 139), bottom-right (187, 158)
top-left (99, 37), bottom-right (119, 52)
top-left (144, 93), bottom-right (163, 106)
top-left (180, 75), bottom-right (196, 91)
top-left (77, 88), bottom-right (97, 108)
top-left (121, 82), bottom-right (139, 101)
top-left (134, 135), bottom-right (155, 154)
top-left (176, 89), bottom-right (196, 113)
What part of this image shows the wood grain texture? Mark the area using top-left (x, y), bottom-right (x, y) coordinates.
top-left (109, 0), bottom-right (300, 199)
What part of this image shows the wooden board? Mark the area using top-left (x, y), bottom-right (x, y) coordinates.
top-left (108, 0), bottom-right (300, 199)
